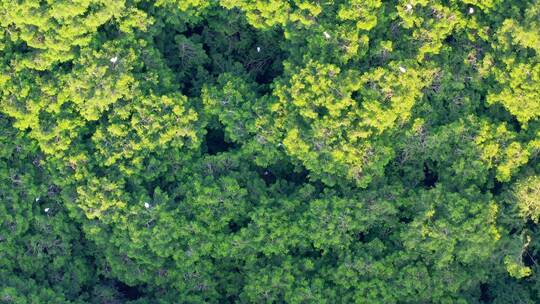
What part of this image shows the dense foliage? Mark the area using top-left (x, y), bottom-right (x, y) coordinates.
top-left (1, 0), bottom-right (539, 303)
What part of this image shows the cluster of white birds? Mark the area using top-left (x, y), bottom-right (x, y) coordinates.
top-left (404, 3), bottom-right (475, 15)
top-left (320, 3), bottom-right (475, 42)
top-left (36, 197), bottom-right (50, 213)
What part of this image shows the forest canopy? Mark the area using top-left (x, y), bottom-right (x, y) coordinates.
top-left (0, 0), bottom-right (540, 303)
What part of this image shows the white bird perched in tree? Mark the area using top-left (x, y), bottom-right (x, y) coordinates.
top-left (257, 46), bottom-right (261, 53)
top-left (399, 66), bottom-right (407, 73)
top-left (144, 202), bottom-right (151, 209)
top-left (405, 3), bottom-right (413, 12)
top-left (323, 31), bottom-right (331, 39)
top-left (35, 197), bottom-right (40, 202)
top-left (468, 7), bottom-right (474, 14)
top-left (110, 56), bottom-right (118, 64)
top-left (44, 208), bottom-right (50, 213)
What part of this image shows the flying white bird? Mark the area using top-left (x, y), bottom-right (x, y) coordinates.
top-left (110, 56), bottom-right (118, 64)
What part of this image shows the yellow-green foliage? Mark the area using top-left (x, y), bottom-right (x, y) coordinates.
top-left (1, 0), bottom-right (539, 302)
